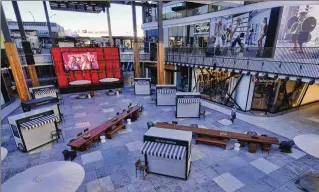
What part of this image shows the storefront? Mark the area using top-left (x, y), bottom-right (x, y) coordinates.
top-left (168, 26), bottom-right (187, 48)
top-left (195, 70), bottom-right (319, 113)
top-left (193, 22), bottom-right (210, 48)
top-left (168, 22), bottom-right (210, 48)
top-left (144, 63), bottom-right (175, 85)
top-left (194, 68), bottom-right (235, 107)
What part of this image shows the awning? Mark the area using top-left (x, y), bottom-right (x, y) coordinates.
top-left (20, 114), bottom-right (58, 130)
top-left (140, 141), bottom-right (186, 160)
top-left (157, 89), bottom-right (176, 94)
top-left (135, 81), bottom-right (149, 85)
top-left (178, 98), bottom-right (201, 104)
top-left (34, 89), bottom-right (58, 96)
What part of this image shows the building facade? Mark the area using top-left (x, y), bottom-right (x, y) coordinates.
top-left (7, 21), bottom-right (64, 53)
top-left (140, 1), bottom-right (319, 113)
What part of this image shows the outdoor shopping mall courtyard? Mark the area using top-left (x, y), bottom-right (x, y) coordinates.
top-left (1, 88), bottom-right (319, 192)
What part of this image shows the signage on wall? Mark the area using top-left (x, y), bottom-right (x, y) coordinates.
top-left (194, 22), bottom-right (210, 34)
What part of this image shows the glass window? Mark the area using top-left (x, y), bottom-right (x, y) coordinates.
top-left (162, 5), bottom-right (166, 20)
top-left (195, 69), bottom-right (233, 107)
top-left (251, 78), bottom-right (277, 111)
top-left (177, 66), bottom-right (190, 92)
top-left (272, 80), bottom-right (307, 112)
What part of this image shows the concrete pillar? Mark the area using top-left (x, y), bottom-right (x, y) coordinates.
top-left (12, 1), bottom-right (39, 87)
top-left (235, 75), bottom-right (255, 111)
top-left (132, 1), bottom-right (140, 78)
top-left (1, 4), bottom-right (30, 101)
top-left (106, 7), bottom-right (114, 47)
top-left (157, 0), bottom-right (165, 84)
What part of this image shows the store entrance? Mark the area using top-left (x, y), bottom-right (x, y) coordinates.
top-left (194, 35), bottom-right (209, 48)
top-left (147, 67), bottom-right (157, 85)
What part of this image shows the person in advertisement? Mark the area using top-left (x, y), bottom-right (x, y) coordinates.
top-left (246, 24), bottom-right (254, 51)
top-left (289, 12), bottom-right (307, 53)
top-left (214, 21), bottom-right (225, 49)
top-left (256, 17), bottom-right (268, 57)
top-left (229, 18), bottom-right (243, 51)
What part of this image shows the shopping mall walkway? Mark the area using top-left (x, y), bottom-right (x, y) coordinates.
top-left (202, 101), bottom-right (319, 140)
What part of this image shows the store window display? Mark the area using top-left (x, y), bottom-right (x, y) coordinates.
top-left (251, 77), bottom-right (277, 111)
top-left (168, 26), bottom-right (187, 48)
top-left (195, 69), bottom-right (233, 107)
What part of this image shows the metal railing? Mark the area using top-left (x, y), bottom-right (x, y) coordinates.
top-left (165, 47), bottom-right (319, 64)
top-left (120, 53), bottom-right (151, 62)
top-left (164, 47), bottom-right (319, 78)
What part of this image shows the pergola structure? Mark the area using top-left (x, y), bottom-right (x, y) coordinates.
top-left (48, 1), bottom-right (158, 78)
top-left (1, 1), bottom-right (165, 102)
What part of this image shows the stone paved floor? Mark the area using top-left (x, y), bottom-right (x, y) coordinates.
top-left (202, 100), bottom-right (319, 140)
top-left (1, 88), bottom-right (319, 192)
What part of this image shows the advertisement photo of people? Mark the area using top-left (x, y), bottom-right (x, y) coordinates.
top-left (62, 52), bottom-right (99, 71)
top-left (207, 8), bottom-right (271, 57)
top-left (275, 5), bottom-right (319, 61)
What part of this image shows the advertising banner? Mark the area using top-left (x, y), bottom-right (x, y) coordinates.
top-left (275, 5), bottom-right (319, 61)
top-left (208, 8), bottom-right (271, 57)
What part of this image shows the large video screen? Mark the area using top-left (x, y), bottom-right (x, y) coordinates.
top-left (275, 5), bottom-right (319, 59)
top-left (62, 52), bottom-right (99, 71)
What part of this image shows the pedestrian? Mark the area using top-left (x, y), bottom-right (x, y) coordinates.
top-left (230, 106), bottom-right (237, 123)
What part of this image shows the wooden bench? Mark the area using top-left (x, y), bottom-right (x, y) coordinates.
top-left (154, 123), bottom-right (279, 154)
top-left (106, 124), bottom-right (125, 139)
top-left (68, 106), bottom-right (141, 151)
top-left (195, 135), bottom-right (227, 149)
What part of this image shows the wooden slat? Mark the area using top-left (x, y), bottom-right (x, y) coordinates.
top-left (27, 65), bottom-right (40, 87)
top-left (157, 42), bottom-right (165, 84)
top-left (134, 43), bottom-right (140, 78)
top-left (154, 122), bottom-right (279, 145)
top-left (4, 42), bottom-right (30, 101)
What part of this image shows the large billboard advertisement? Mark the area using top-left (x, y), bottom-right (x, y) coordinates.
top-left (208, 8), bottom-right (272, 57)
top-left (62, 52), bottom-right (99, 71)
top-left (275, 5), bottom-right (319, 61)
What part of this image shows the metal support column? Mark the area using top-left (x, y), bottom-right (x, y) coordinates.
top-left (157, 0), bottom-right (164, 84)
top-left (12, 1), bottom-right (39, 87)
top-left (106, 7), bottom-right (114, 47)
top-left (43, 1), bottom-right (55, 47)
top-left (132, 1), bottom-right (140, 78)
top-left (1, 4), bottom-right (30, 101)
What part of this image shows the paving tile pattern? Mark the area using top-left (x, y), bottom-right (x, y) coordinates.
top-left (1, 88), bottom-right (319, 192)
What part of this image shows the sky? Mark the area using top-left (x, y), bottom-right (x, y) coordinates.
top-left (2, 1), bottom-right (143, 37)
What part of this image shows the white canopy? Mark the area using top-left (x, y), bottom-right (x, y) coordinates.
top-left (2, 161), bottom-right (85, 192)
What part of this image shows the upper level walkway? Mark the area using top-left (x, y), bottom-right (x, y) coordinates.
top-left (122, 47), bottom-right (319, 81)
top-left (4, 47), bottom-right (318, 82)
